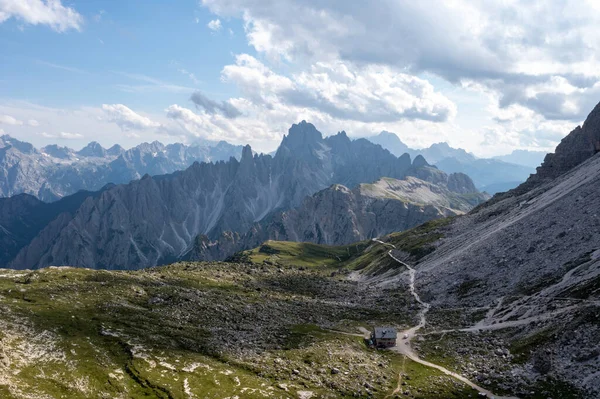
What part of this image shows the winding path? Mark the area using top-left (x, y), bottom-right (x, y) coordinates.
top-left (371, 239), bottom-right (518, 399)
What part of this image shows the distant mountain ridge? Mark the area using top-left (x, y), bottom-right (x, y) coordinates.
top-left (367, 131), bottom-right (545, 193)
top-left (2, 121), bottom-right (485, 270)
top-left (0, 135), bottom-right (244, 201)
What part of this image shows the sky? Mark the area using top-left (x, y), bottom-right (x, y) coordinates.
top-left (1, 1), bottom-right (600, 157)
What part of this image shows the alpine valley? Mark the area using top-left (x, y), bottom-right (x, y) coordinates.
top-left (1, 103), bottom-right (599, 399)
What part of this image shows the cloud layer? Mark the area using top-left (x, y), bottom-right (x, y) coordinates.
top-left (204, 1), bottom-right (600, 118)
top-left (190, 91), bottom-right (242, 118)
top-left (0, 0), bottom-right (83, 32)
top-left (101, 104), bottom-right (161, 131)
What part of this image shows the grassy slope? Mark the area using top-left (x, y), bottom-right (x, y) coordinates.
top-left (345, 217), bottom-right (454, 277)
top-left (232, 240), bottom-right (371, 268)
top-left (1, 217), bottom-right (583, 398)
top-left (0, 255), bottom-right (484, 399)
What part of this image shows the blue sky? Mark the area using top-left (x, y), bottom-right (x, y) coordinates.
top-left (0, 1), bottom-right (247, 110)
top-left (1, 1), bottom-right (599, 156)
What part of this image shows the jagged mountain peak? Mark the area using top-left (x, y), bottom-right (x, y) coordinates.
top-left (282, 120), bottom-right (324, 146)
top-left (530, 100), bottom-right (600, 183)
top-left (412, 154), bottom-right (429, 168)
top-left (134, 141), bottom-right (165, 152)
top-left (276, 121), bottom-right (328, 161)
top-left (77, 141), bottom-right (106, 157)
top-left (240, 144), bottom-right (254, 163)
top-left (378, 130), bottom-right (400, 138)
top-left (0, 135), bottom-right (37, 154)
top-left (107, 144), bottom-right (125, 156)
top-left (0, 135), bottom-right (244, 201)
top-left (367, 130), bottom-right (410, 157)
top-left (429, 142), bottom-right (451, 149)
top-left (41, 144), bottom-right (74, 159)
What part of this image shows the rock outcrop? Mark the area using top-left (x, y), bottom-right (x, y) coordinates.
top-left (529, 101), bottom-right (600, 183)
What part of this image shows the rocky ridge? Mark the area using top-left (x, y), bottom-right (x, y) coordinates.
top-left (0, 135), bottom-right (243, 201)
top-left (367, 132), bottom-right (537, 193)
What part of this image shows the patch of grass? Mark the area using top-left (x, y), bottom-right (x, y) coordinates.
top-left (384, 354), bottom-right (482, 398)
top-left (509, 328), bottom-right (556, 364)
top-left (0, 261), bottom-right (421, 398)
top-left (283, 324), bottom-right (335, 349)
top-left (235, 240), bottom-right (369, 268)
top-left (344, 217), bottom-right (455, 278)
top-left (387, 217), bottom-right (454, 260)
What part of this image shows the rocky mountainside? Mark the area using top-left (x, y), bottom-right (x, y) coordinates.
top-left (0, 188), bottom-right (111, 267)
top-left (187, 175), bottom-right (488, 261)
top-left (0, 135), bottom-right (243, 201)
top-left (358, 101), bottom-right (600, 397)
top-left (4, 121), bottom-right (482, 270)
top-left (367, 132), bottom-right (536, 193)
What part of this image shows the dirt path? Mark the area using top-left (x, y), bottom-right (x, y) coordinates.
top-left (371, 239), bottom-right (519, 399)
top-left (385, 355), bottom-right (406, 399)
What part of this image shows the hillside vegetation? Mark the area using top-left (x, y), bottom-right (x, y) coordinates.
top-left (0, 259), bottom-right (486, 399)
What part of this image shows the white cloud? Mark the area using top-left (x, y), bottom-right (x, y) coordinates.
top-left (164, 104), bottom-right (280, 144)
top-left (0, 101), bottom-right (178, 150)
top-left (27, 119), bottom-right (39, 126)
top-left (221, 54), bottom-right (456, 123)
top-left (0, 115), bottom-right (22, 125)
top-left (0, 0), bottom-right (83, 32)
top-left (201, 0), bottom-right (600, 140)
top-left (40, 131), bottom-right (83, 139)
top-left (160, 56), bottom-right (456, 150)
top-left (59, 131), bottom-right (83, 139)
top-left (102, 104), bottom-right (161, 131)
top-left (207, 18), bottom-right (222, 32)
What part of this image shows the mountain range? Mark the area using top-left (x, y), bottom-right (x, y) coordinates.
top-left (1, 129), bottom-right (547, 203)
top-left (367, 131), bottom-right (547, 193)
top-left (0, 135), bottom-right (244, 201)
top-left (1, 121), bottom-right (486, 270)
